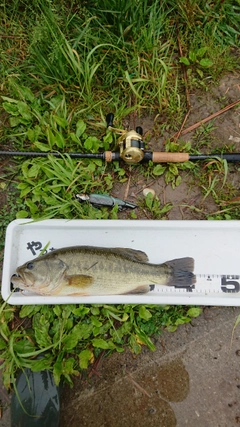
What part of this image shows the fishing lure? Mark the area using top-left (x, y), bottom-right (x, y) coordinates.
top-left (75, 193), bottom-right (137, 210)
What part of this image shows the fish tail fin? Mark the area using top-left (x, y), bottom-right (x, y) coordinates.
top-left (165, 257), bottom-right (196, 288)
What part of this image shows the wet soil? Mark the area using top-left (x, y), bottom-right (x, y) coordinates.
top-left (59, 306), bottom-right (240, 427)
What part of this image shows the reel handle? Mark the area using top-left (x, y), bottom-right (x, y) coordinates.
top-left (136, 126), bottom-right (143, 136)
top-left (106, 113), bottom-right (114, 128)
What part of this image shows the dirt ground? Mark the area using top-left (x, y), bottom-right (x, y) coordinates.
top-left (113, 71), bottom-right (240, 220)
top-left (0, 70), bottom-right (240, 426)
top-left (59, 306), bottom-right (240, 427)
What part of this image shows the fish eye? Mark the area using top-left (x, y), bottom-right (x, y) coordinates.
top-left (26, 262), bottom-right (34, 270)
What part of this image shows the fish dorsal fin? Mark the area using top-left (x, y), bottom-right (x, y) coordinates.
top-left (66, 275), bottom-right (93, 288)
top-left (113, 248), bottom-right (149, 262)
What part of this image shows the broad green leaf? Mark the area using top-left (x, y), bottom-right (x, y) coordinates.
top-left (27, 128), bottom-right (36, 142)
top-left (18, 85), bottom-right (35, 102)
top-left (145, 192), bottom-right (154, 209)
top-left (179, 57), bottom-right (190, 66)
top-left (79, 349), bottom-right (94, 369)
top-left (189, 51), bottom-right (196, 62)
top-left (103, 131), bottom-right (113, 143)
top-left (196, 68), bottom-right (204, 78)
top-left (153, 164), bottom-right (166, 176)
top-left (13, 339), bottom-right (35, 355)
top-left (122, 313), bottom-right (129, 322)
top-left (53, 306), bottom-right (62, 316)
top-left (25, 199), bottom-right (38, 214)
top-left (91, 306), bottom-right (100, 315)
top-left (166, 325), bottom-right (177, 332)
top-left (19, 305), bottom-right (41, 318)
top-left (1, 96), bottom-right (19, 103)
top-left (55, 131), bottom-right (65, 149)
top-left (34, 142), bottom-right (51, 152)
top-left (2, 102), bottom-right (19, 115)
top-left (21, 161), bottom-right (31, 178)
top-left (61, 305), bottom-right (73, 319)
top-left (63, 332), bottom-right (80, 351)
top-left (27, 163), bottom-right (41, 178)
top-left (46, 127), bottom-right (55, 149)
top-left (175, 316), bottom-right (191, 325)
top-left (103, 131), bottom-right (113, 149)
top-left (16, 210), bottom-right (29, 218)
top-left (175, 175), bottom-right (182, 187)
top-left (197, 47), bottom-right (208, 58)
top-left (2, 363), bottom-right (12, 390)
top-left (31, 356), bottom-right (53, 372)
top-left (135, 328), bottom-right (155, 351)
top-left (138, 306), bottom-right (152, 321)
top-left (62, 357), bottom-right (78, 375)
top-left (32, 314), bottom-right (52, 347)
top-left (92, 338), bottom-right (115, 350)
top-left (53, 115), bottom-right (68, 128)
top-left (86, 162), bottom-right (96, 173)
top-left (53, 360), bottom-right (63, 386)
top-left (64, 318), bottom-right (74, 332)
top-left (72, 306), bottom-right (90, 317)
top-left (128, 335), bottom-right (142, 354)
top-left (18, 185), bottom-right (31, 197)
top-left (199, 58), bottom-right (213, 68)
top-left (159, 203), bottom-right (172, 214)
top-left (69, 132), bottom-right (79, 143)
top-left (9, 117), bottom-right (21, 127)
top-left (169, 164), bottom-right (178, 175)
top-left (27, 125), bottom-right (41, 142)
top-left (90, 316), bottom-right (102, 327)
top-left (17, 101), bottom-right (32, 121)
top-left (76, 120), bottom-right (86, 138)
top-left (84, 136), bottom-right (100, 152)
top-left (187, 307), bottom-right (202, 318)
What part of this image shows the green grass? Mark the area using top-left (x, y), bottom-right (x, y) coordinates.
top-left (0, 0), bottom-right (240, 391)
top-left (1, 0), bottom-right (239, 118)
top-left (0, 301), bottom-right (202, 389)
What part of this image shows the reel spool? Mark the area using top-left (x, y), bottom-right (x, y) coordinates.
top-left (118, 129), bottom-right (145, 164)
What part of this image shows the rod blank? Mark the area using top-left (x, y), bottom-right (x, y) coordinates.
top-left (1, 150), bottom-right (240, 163)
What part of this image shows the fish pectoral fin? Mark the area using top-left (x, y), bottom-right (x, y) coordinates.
top-left (124, 284), bottom-right (152, 294)
top-left (66, 274), bottom-right (93, 288)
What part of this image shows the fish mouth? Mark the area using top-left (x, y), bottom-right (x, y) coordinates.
top-left (11, 274), bottom-right (19, 291)
top-left (11, 273), bottom-right (26, 291)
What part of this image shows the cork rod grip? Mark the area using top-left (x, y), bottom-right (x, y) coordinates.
top-left (152, 152), bottom-right (190, 163)
top-left (104, 151), bottom-right (113, 162)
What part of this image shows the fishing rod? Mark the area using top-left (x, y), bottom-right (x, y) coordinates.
top-left (1, 113), bottom-right (240, 164)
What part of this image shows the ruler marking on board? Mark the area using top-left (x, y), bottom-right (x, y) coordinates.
top-left (154, 274), bottom-right (240, 295)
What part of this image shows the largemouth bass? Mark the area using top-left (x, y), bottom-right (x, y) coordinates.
top-left (11, 246), bottom-right (196, 296)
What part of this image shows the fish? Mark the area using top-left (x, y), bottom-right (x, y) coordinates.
top-left (11, 246), bottom-right (196, 296)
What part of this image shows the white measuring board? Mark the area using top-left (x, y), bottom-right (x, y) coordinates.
top-left (1, 219), bottom-right (240, 306)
